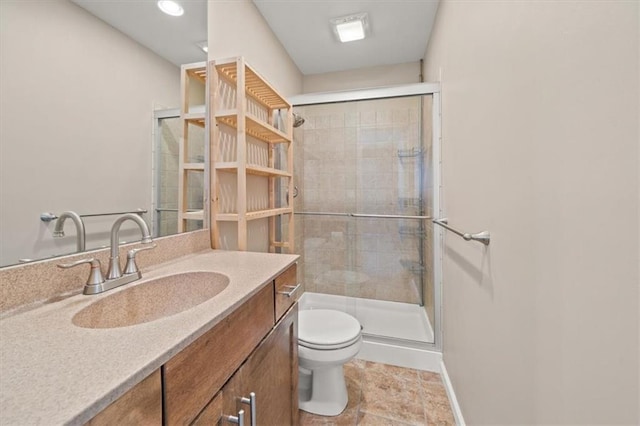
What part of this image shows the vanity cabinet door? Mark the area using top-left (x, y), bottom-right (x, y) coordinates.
top-left (163, 284), bottom-right (275, 425)
top-left (223, 304), bottom-right (299, 426)
top-left (86, 369), bottom-right (162, 426)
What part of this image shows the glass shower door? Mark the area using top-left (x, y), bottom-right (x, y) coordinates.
top-left (294, 94), bottom-right (436, 345)
top-left (152, 111), bottom-right (204, 238)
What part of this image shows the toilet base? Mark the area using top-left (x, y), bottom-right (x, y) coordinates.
top-left (299, 365), bottom-right (348, 416)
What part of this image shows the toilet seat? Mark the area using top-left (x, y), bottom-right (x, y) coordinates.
top-left (298, 309), bottom-right (362, 350)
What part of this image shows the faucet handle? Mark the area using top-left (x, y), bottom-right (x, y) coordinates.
top-left (57, 258), bottom-right (105, 286)
top-left (123, 244), bottom-right (157, 275)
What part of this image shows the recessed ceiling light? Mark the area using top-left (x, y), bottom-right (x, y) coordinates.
top-left (196, 41), bottom-right (208, 53)
top-left (330, 13), bottom-right (369, 43)
top-left (157, 0), bottom-right (184, 17)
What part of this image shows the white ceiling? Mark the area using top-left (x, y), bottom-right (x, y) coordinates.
top-left (71, 0), bottom-right (439, 75)
top-left (252, 0), bottom-right (440, 75)
top-left (71, 0), bottom-right (208, 66)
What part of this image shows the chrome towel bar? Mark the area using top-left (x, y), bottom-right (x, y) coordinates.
top-left (296, 212), bottom-right (431, 220)
top-left (350, 213), bottom-right (431, 220)
top-left (433, 218), bottom-right (490, 246)
top-left (40, 208), bottom-right (147, 222)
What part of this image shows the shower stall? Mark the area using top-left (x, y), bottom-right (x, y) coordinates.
top-left (288, 84), bottom-right (442, 367)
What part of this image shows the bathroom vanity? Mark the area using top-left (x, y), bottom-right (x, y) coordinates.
top-left (0, 250), bottom-right (299, 425)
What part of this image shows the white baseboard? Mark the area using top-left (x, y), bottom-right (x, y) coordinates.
top-left (440, 360), bottom-right (465, 426)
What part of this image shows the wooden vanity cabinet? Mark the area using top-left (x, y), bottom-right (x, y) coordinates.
top-left (166, 263), bottom-right (299, 426)
top-left (163, 284), bottom-right (275, 425)
top-left (87, 263), bottom-right (299, 426)
top-left (220, 303), bottom-right (299, 426)
top-left (86, 369), bottom-right (162, 426)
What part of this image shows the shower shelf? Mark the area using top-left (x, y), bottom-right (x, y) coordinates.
top-left (215, 110), bottom-right (291, 144)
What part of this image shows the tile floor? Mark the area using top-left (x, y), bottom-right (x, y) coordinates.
top-left (299, 359), bottom-right (456, 426)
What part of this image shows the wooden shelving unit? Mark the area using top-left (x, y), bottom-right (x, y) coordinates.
top-left (178, 62), bottom-right (207, 231)
top-left (209, 57), bottom-right (294, 252)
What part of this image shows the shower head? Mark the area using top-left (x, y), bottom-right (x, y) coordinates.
top-left (293, 113), bottom-right (305, 128)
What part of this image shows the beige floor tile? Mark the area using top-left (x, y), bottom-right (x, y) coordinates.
top-left (359, 367), bottom-right (426, 424)
top-left (364, 361), bottom-right (421, 383)
top-left (299, 360), bottom-right (455, 426)
top-left (300, 410), bottom-right (329, 425)
top-left (419, 370), bottom-right (442, 384)
top-left (425, 400), bottom-right (455, 426)
top-left (356, 412), bottom-right (414, 425)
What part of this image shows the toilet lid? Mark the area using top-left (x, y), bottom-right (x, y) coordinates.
top-left (298, 310), bottom-right (362, 350)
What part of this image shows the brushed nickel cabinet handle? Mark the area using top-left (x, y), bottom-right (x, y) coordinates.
top-left (225, 409), bottom-right (245, 426)
top-left (277, 283), bottom-right (301, 298)
top-left (240, 392), bottom-right (256, 426)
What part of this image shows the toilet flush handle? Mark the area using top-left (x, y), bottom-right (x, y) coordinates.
top-left (240, 392), bottom-right (256, 426)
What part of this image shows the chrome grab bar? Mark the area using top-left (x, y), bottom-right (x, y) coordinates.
top-left (296, 212), bottom-right (430, 220)
top-left (432, 218), bottom-right (490, 246)
top-left (40, 208), bottom-right (147, 222)
top-left (155, 208), bottom-right (200, 212)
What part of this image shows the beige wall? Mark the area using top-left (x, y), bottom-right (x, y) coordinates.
top-left (0, 0), bottom-right (180, 266)
top-left (303, 62), bottom-right (422, 94)
top-left (207, 0), bottom-right (302, 97)
top-left (424, 1), bottom-right (639, 424)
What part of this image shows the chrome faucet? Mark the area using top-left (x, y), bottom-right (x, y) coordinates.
top-left (52, 211), bottom-right (86, 252)
top-left (107, 213), bottom-right (154, 280)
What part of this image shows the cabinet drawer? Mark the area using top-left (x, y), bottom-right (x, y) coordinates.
top-left (163, 284), bottom-right (275, 425)
top-left (274, 263), bottom-right (299, 321)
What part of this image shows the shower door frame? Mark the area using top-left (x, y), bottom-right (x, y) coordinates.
top-left (290, 83), bottom-right (443, 351)
top-left (152, 108), bottom-right (211, 237)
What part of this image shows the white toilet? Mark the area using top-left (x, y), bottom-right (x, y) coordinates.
top-left (298, 309), bottom-right (363, 416)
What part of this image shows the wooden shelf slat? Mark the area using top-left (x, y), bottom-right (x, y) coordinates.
top-left (215, 162), bottom-right (291, 178)
top-left (215, 208), bottom-right (292, 222)
top-left (215, 110), bottom-right (290, 144)
top-left (214, 60), bottom-right (290, 110)
top-left (184, 163), bottom-right (205, 171)
top-left (183, 62), bottom-right (207, 84)
top-left (184, 111), bottom-right (206, 128)
top-left (183, 210), bottom-right (204, 220)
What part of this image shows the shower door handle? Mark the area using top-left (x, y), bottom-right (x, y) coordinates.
top-left (240, 392), bottom-right (256, 426)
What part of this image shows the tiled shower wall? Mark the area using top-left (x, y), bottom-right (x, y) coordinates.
top-left (294, 97), bottom-right (434, 309)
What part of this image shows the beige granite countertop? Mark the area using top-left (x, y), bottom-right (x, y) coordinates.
top-left (0, 249), bottom-right (298, 425)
